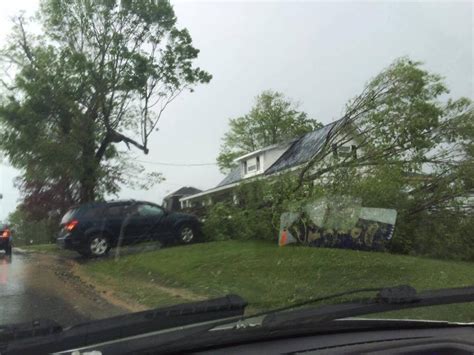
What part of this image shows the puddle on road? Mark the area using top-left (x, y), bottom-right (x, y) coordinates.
top-left (0, 252), bottom-right (26, 295)
top-left (0, 252), bottom-right (34, 325)
top-left (0, 251), bottom-right (95, 326)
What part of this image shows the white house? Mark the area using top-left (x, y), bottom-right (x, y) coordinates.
top-left (180, 119), bottom-right (358, 208)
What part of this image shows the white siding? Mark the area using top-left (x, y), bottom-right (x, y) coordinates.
top-left (263, 146), bottom-right (289, 170)
top-left (241, 144), bottom-right (289, 179)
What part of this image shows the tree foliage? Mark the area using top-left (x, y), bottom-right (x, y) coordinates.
top-left (7, 208), bottom-right (57, 246)
top-left (0, 0), bottom-right (211, 212)
top-left (205, 58), bottom-right (473, 261)
top-left (296, 57), bottom-right (473, 217)
top-left (217, 90), bottom-right (322, 173)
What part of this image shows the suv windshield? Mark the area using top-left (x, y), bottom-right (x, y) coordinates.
top-left (0, 0), bottom-right (472, 342)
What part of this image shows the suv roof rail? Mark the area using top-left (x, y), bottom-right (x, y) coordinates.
top-left (66, 199), bottom-right (138, 210)
top-left (106, 199), bottom-right (139, 205)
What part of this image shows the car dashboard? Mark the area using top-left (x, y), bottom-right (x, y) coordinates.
top-left (193, 325), bottom-right (474, 354)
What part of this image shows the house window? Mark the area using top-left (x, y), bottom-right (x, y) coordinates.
top-left (332, 145), bottom-right (357, 159)
top-left (256, 156), bottom-right (261, 171)
top-left (338, 146), bottom-right (352, 156)
top-left (246, 157), bottom-right (257, 174)
top-left (243, 161), bottom-right (247, 174)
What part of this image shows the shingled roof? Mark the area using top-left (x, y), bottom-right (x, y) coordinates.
top-left (164, 186), bottom-right (202, 198)
top-left (216, 166), bottom-right (242, 188)
top-left (264, 121), bottom-right (338, 175)
top-left (215, 120), bottom-right (343, 188)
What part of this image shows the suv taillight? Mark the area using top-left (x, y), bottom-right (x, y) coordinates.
top-left (1, 229), bottom-right (10, 238)
top-left (65, 220), bottom-right (79, 232)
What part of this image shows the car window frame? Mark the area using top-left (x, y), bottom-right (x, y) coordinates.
top-left (104, 203), bottom-right (131, 218)
top-left (135, 203), bottom-right (166, 218)
top-left (80, 206), bottom-right (106, 219)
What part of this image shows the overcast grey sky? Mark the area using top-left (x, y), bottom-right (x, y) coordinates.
top-left (0, 0), bottom-right (472, 220)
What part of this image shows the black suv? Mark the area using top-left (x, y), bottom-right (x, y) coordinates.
top-left (57, 200), bottom-right (202, 257)
top-left (0, 223), bottom-right (12, 255)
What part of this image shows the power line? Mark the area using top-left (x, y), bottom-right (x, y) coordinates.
top-left (133, 159), bottom-right (217, 167)
top-left (1, 157), bottom-right (217, 168)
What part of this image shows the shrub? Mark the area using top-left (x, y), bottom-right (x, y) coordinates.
top-left (200, 163), bottom-right (472, 261)
top-left (389, 211), bottom-right (474, 261)
top-left (202, 203), bottom-right (236, 241)
top-left (7, 209), bottom-right (57, 246)
top-left (202, 202), bottom-right (276, 242)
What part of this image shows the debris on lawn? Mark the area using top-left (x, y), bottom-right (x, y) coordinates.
top-left (278, 196), bottom-right (397, 251)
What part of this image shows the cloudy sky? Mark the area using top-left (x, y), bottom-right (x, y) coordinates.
top-left (0, 0), bottom-right (472, 220)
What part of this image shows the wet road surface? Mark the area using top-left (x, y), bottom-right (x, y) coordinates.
top-left (0, 251), bottom-right (127, 327)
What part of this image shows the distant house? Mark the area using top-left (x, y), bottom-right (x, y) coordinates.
top-left (180, 120), bottom-right (358, 208)
top-left (163, 186), bottom-right (202, 211)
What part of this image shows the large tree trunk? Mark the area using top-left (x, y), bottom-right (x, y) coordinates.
top-left (79, 171), bottom-right (97, 203)
top-left (79, 117), bottom-right (99, 203)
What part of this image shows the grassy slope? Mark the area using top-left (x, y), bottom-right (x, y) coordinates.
top-left (80, 241), bottom-right (474, 321)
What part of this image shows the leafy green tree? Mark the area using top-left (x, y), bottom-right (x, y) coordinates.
top-left (7, 207), bottom-right (57, 245)
top-left (297, 58), bottom-right (473, 216)
top-left (205, 58), bottom-right (473, 260)
top-left (292, 57), bottom-right (473, 258)
top-left (0, 0), bottom-right (211, 206)
top-left (217, 90), bottom-right (322, 173)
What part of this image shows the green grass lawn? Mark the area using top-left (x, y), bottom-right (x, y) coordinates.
top-left (79, 240), bottom-right (474, 322)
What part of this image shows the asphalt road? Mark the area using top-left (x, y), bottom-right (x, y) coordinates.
top-left (0, 251), bottom-right (127, 327)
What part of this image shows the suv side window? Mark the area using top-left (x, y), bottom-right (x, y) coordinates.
top-left (136, 204), bottom-right (165, 217)
top-left (81, 206), bottom-right (105, 219)
top-left (105, 205), bottom-right (128, 218)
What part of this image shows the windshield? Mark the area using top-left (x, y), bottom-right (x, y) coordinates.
top-left (0, 0), bottom-right (472, 338)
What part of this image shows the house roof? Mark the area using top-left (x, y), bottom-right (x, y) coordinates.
top-left (216, 166), bottom-right (242, 188)
top-left (215, 120), bottom-right (344, 188)
top-left (264, 121), bottom-right (339, 175)
top-left (180, 181), bottom-right (239, 201)
top-left (233, 142), bottom-right (291, 162)
top-left (164, 186), bottom-right (202, 199)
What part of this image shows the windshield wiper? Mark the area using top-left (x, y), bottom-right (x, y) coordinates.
top-left (55, 285), bottom-right (474, 355)
top-left (5, 286), bottom-right (474, 354)
top-left (0, 319), bottom-right (62, 344)
top-left (1, 294), bottom-right (247, 354)
top-left (261, 285), bottom-right (474, 328)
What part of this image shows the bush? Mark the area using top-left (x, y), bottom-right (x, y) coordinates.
top-left (203, 172), bottom-right (473, 261)
top-left (203, 202), bottom-right (276, 242)
top-left (7, 209), bottom-right (57, 246)
top-left (202, 203), bottom-right (236, 241)
top-left (389, 211), bottom-right (474, 261)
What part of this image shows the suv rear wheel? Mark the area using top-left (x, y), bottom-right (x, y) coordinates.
top-left (88, 235), bottom-right (110, 257)
top-left (178, 225), bottom-right (196, 244)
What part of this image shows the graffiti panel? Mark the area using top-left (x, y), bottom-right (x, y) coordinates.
top-left (279, 197), bottom-right (397, 251)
